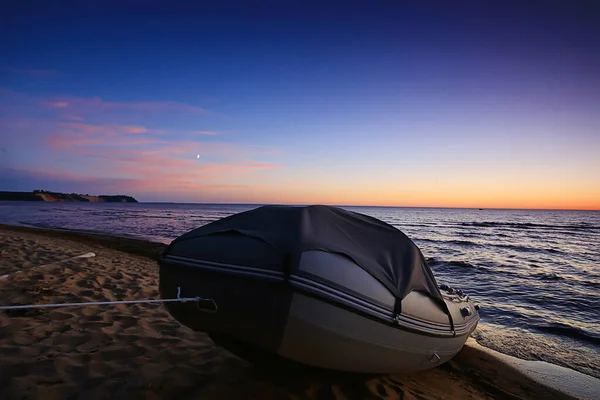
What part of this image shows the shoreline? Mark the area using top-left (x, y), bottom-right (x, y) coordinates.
top-left (0, 224), bottom-right (597, 399)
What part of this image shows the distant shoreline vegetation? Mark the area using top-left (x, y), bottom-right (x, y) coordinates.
top-left (0, 190), bottom-right (138, 203)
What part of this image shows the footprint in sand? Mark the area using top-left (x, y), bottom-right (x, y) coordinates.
top-left (75, 279), bottom-right (95, 289)
top-left (13, 331), bottom-right (35, 345)
top-left (114, 333), bottom-right (141, 344)
top-left (49, 311), bottom-right (73, 321)
top-left (78, 290), bottom-right (95, 298)
top-left (96, 345), bottom-right (147, 361)
top-left (141, 336), bottom-right (181, 346)
top-left (111, 315), bottom-right (138, 328)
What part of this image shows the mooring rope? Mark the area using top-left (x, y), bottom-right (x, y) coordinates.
top-left (0, 252), bottom-right (97, 282)
top-left (0, 287), bottom-right (217, 312)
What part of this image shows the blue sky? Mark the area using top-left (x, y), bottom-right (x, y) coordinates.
top-left (1, 1), bottom-right (599, 208)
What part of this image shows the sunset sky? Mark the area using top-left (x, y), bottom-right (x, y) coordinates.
top-left (1, 1), bottom-right (599, 209)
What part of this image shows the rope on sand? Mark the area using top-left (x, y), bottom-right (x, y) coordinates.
top-left (0, 252), bottom-right (97, 281)
top-left (0, 287), bottom-right (218, 312)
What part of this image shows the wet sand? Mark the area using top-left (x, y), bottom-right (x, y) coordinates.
top-left (0, 224), bottom-right (582, 400)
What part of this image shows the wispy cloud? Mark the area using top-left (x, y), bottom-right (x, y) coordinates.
top-left (53, 122), bottom-right (156, 137)
top-left (60, 114), bottom-right (84, 121)
top-left (0, 89), bottom-right (213, 121)
top-left (123, 126), bottom-right (147, 134)
top-left (41, 96), bottom-right (210, 115)
top-left (45, 101), bottom-right (69, 109)
top-left (47, 137), bottom-right (105, 148)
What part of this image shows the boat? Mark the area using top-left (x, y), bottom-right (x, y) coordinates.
top-left (158, 205), bottom-right (480, 374)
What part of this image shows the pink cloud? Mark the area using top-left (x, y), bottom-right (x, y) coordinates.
top-left (40, 95), bottom-right (209, 115)
top-left (48, 137), bottom-right (105, 148)
top-left (54, 122), bottom-right (154, 137)
top-left (45, 101), bottom-right (69, 109)
top-left (55, 122), bottom-right (106, 135)
top-left (47, 135), bottom-right (160, 149)
top-left (1, 89), bottom-right (213, 121)
top-left (123, 126), bottom-right (147, 134)
top-left (60, 114), bottom-right (84, 121)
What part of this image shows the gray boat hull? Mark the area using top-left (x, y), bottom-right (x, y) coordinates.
top-left (159, 250), bottom-right (479, 374)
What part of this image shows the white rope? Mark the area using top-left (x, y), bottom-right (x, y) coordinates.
top-left (0, 297), bottom-right (200, 310)
top-left (0, 287), bottom-right (217, 312)
top-left (0, 252), bottom-right (96, 282)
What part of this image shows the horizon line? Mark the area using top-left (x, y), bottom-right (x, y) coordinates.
top-left (135, 201), bottom-right (600, 212)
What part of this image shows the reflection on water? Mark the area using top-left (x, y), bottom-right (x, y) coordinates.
top-left (0, 202), bottom-right (598, 378)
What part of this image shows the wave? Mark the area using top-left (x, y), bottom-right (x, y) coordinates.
top-left (447, 239), bottom-right (482, 246)
top-left (427, 258), bottom-right (485, 270)
top-left (533, 323), bottom-right (600, 347)
top-left (19, 221), bottom-right (53, 229)
top-left (417, 238), bottom-right (482, 247)
top-left (429, 258), bottom-right (599, 293)
top-left (493, 243), bottom-right (564, 254)
top-left (528, 272), bottom-right (598, 291)
top-left (532, 272), bottom-right (564, 281)
top-left (460, 221), bottom-right (599, 232)
top-left (580, 280), bottom-right (600, 290)
top-left (420, 237), bottom-right (563, 255)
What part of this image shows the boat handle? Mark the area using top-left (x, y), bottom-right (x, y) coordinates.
top-left (429, 352), bottom-right (441, 364)
top-left (196, 298), bottom-right (218, 313)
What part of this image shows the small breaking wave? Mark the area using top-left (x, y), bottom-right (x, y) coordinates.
top-left (492, 243), bottom-right (563, 254)
top-left (580, 280), bottom-right (600, 290)
top-left (416, 238), bottom-right (481, 247)
top-left (533, 323), bottom-right (600, 347)
top-left (460, 221), bottom-right (599, 232)
top-left (532, 272), bottom-right (564, 281)
top-left (427, 258), bottom-right (484, 270)
top-left (446, 239), bottom-right (482, 246)
top-left (418, 237), bottom-right (564, 255)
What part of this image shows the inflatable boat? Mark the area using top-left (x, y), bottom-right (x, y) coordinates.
top-left (159, 205), bottom-right (480, 373)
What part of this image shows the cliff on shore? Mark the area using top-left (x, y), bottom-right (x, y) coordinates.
top-left (0, 190), bottom-right (138, 203)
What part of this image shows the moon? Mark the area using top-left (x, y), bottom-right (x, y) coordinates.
top-left (196, 154), bottom-right (200, 159)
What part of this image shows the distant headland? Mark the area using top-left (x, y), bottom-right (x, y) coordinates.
top-left (0, 190), bottom-right (138, 203)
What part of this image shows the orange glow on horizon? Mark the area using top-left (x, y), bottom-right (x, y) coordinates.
top-left (157, 183), bottom-right (600, 211)
top-left (259, 194), bottom-right (600, 211)
top-left (229, 174), bottom-right (599, 211)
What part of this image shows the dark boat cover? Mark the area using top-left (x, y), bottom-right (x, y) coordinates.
top-left (166, 205), bottom-right (448, 314)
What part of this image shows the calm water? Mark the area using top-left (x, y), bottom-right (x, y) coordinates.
top-left (0, 202), bottom-right (598, 378)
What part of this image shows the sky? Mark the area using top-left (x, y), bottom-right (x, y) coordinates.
top-left (1, 1), bottom-right (599, 209)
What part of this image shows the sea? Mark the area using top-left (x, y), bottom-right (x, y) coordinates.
top-left (0, 201), bottom-right (598, 379)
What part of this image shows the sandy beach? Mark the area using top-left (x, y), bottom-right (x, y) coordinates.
top-left (0, 224), bottom-right (584, 400)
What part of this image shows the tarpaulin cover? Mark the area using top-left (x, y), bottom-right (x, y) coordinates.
top-left (167, 205), bottom-right (446, 308)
